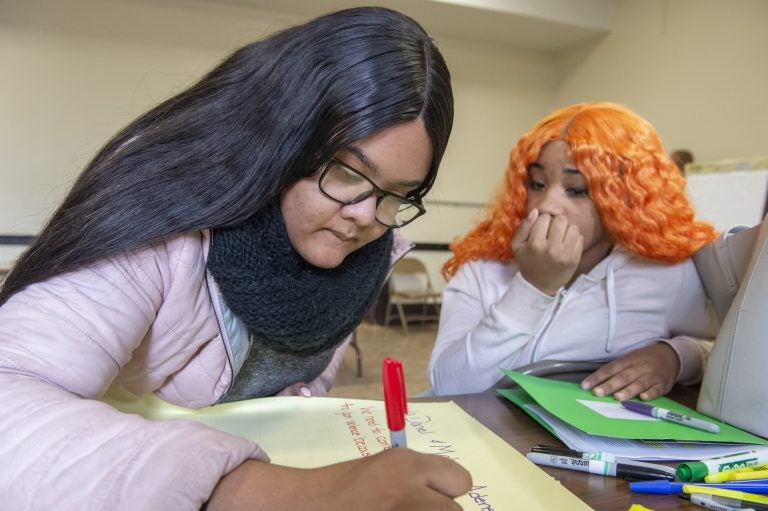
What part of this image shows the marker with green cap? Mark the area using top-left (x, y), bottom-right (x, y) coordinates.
top-left (677, 448), bottom-right (768, 482)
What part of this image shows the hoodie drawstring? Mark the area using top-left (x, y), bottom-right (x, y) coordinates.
top-left (605, 260), bottom-right (617, 352)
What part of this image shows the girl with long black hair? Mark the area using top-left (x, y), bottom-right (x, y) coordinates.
top-left (0, 7), bottom-right (470, 510)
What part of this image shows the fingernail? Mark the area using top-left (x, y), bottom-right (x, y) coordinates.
top-left (580, 381), bottom-right (591, 390)
top-left (593, 387), bottom-right (605, 396)
top-left (615, 393), bottom-right (625, 400)
top-left (300, 386), bottom-right (312, 397)
top-left (527, 209), bottom-right (537, 220)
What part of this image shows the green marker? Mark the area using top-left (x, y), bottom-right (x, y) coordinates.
top-left (677, 448), bottom-right (768, 482)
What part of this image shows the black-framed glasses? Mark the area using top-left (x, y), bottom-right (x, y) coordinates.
top-left (318, 157), bottom-right (426, 228)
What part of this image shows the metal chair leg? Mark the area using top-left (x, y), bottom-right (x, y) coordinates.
top-left (383, 300), bottom-right (393, 326)
top-left (350, 330), bottom-right (363, 378)
top-left (396, 303), bottom-right (409, 335)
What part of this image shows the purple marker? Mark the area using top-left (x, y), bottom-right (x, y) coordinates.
top-left (621, 400), bottom-right (720, 434)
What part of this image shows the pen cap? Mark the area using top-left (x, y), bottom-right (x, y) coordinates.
top-left (621, 464), bottom-right (676, 482)
top-left (629, 481), bottom-right (679, 494)
top-left (382, 357), bottom-right (407, 431)
top-left (677, 461), bottom-right (709, 482)
top-left (621, 400), bottom-right (653, 415)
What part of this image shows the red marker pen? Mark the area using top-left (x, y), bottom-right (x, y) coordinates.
top-left (382, 357), bottom-right (408, 448)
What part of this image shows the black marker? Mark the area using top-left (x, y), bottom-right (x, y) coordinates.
top-left (532, 445), bottom-right (677, 480)
top-left (526, 452), bottom-right (676, 481)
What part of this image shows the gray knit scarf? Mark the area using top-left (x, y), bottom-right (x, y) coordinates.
top-left (207, 202), bottom-right (392, 400)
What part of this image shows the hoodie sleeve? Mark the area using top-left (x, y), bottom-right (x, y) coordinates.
top-left (0, 239), bottom-right (266, 510)
top-left (428, 260), bottom-right (558, 395)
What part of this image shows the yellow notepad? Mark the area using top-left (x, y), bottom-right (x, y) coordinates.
top-left (106, 389), bottom-right (591, 509)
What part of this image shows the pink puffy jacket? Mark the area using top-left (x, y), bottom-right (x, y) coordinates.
top-left (0, 229), bottom-right (411, 510)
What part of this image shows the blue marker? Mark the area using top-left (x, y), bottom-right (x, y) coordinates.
top-left (630, 479), bottom-right (768, 494)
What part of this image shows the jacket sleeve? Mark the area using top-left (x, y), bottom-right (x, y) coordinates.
top-left (427, 261), bottom-right (557, 395)
top-left (661, 335), bottom-right (714, 385)
top-left (659, 258), bottom-right (719, 385)
top-left (0, 243), bottom-right (266, 510)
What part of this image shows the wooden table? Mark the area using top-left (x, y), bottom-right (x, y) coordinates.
top-left (426, 386), bottom-right (702, 511)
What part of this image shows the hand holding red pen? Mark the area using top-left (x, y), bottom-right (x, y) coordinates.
top-left (209, 357), bottom-right (471, 510)
top-left (209, 449), bottom-right (472, 510)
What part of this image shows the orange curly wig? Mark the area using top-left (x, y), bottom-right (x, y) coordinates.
top-left (442, 102), bottom-right (717, 280)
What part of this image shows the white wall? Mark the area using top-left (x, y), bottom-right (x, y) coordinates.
top-left (2, 0), bottom-right (766, 285)
top-left (555, 0), bottom-right (768, 163)
top-left (401, 37), bottom-right (555, 252)
top-left (0, 0), bottom-right (556, 280)
top-left (0, 0), bottom-right (295, 237)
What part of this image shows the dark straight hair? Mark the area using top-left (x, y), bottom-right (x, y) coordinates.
top-left (0, 7), bottom-right (453, 305)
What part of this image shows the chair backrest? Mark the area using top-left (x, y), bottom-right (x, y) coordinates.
top-left (697, 212), bottom-right (768, 437)
top-left (389, 258), bottom-right (433, 294)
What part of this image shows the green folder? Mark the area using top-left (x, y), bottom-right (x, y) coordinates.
top-left (498, 369), bottom-right (768, 444)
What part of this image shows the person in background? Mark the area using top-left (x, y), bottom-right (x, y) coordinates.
top-left (0, 7), bottom-right (470, 510)
top-left (429, 102), bottom-right (718, 399)
top-left (670, 148), bottom-right (695, 175)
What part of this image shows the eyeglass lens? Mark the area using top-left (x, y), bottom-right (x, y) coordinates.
top-left (320, 160), bottom-right (422, 227)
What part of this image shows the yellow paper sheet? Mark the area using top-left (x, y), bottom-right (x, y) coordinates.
top-left (106, 390), bottom-right (591, 510)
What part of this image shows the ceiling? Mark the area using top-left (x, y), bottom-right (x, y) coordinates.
top-left (216, 0), bottom-right (617, 53)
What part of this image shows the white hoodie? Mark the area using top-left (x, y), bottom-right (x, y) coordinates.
top-left (428, 248), bottom-right (718, 395)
